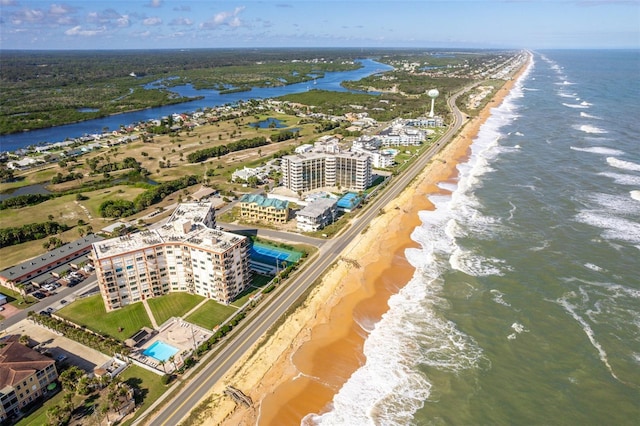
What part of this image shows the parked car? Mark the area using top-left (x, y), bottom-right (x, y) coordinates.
top-left (32, 292), bottom-right (45, 299)
top-left (60, 299), bottom-right (68, 305)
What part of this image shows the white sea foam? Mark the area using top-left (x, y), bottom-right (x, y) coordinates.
top-left (587, 192), bottom-right (640, 216)
top-left (507, 322), bottom-right (529, 340)
top-left (598, 172), bottom-right (640, 186)
top-left (556, 292), bottom-right (621, 382)
top-left (576, 211), bottom-right (640, 244)
top-left (607, 157), bottom-right (640, 172)
top-left (584, 263), bottom-right (605, 273)
top-left (306, 50), bottom-right (534, 426)
top-left (572, 124), bottom-right (608, 134)
top-left (580, 111), bottom-right (601, 119)
top-left (558, 91), bottom-right (577, 98)
top-left (436, 181), bottom-right (457, 193)
top-left (570, 146), bottom-right (623, 156)
top-left (562, 102), bottom-right (589, 109)
top-left (450, 250), bottom-right (510, 276)
top-left (631, 190), bottom-right (640, 202)
top-left (490, 289), bottom-right (511, 307)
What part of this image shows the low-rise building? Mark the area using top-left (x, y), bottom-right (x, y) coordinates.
top-left (231, 167), bottom-right (268, 183)
top-left (296, 198), bottom-right (338, 232)
top-left (239, 194), bottom-right (290, 224)
top-left (91, 202), bottom-right (251, 311)
top-left (0, 234), bottom-right (103, 289)
top-left (0, 336), bottom-right (59, 422)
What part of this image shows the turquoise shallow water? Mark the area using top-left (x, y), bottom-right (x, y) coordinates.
top-left (307, 50), bottom-right (640, 425)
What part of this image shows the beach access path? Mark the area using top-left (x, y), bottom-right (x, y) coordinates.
top-left (137, 83), bottom-right (476, 426)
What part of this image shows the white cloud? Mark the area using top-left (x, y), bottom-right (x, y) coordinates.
top-left (143, 16), bottom-right (162, 26)
top-left (12, 8), bottom-right (45, 24)
top-left (49, 4), bottom-right (70, 15)
top-left (87, 9), bottom-right (125, 25)
top-left (117, 15), bottom-right (130, 27)
top-left (65, 25), bottom-right (105, 36)
top-left (170, 17), bottom-right (193, 26)
top-left (200, 6), bottom-right (245, 30)
top-left (147, 0), bottom-right (163, 8)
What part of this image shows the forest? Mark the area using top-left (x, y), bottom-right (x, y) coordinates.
top-left (0, 48), bottom-right (373, 135)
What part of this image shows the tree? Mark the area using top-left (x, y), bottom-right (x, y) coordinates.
top-left (59, 366), bottom-right (84, 394)
top-left (46, 405), bottom-right (62, 426)
top-left (16, 283), bottom-right (27, 304)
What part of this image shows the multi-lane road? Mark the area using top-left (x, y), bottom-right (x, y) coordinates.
top-left (140, 86), bottom-right (472, 426)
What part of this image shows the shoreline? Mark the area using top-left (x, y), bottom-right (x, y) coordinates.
top-left (190, 56), bottom-right (531, 426)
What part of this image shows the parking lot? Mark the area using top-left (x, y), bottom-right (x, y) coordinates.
top-left (4, 319), bottom-right (111, 374)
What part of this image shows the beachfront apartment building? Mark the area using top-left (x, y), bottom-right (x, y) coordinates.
top-left (296, 197), bottom-right (338, 232)
top-left (281, 151), bottom-right (372, 194)
top-left (91, 202), bottom-right (251, 311)
top-left (0, 336), bottom-right (59, 422)
top-left (378, 124), bottom-right (426, 146)
top-left (239, 194), bottom-right (290, 224)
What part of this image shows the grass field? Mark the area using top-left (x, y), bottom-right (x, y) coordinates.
top-left (231, 273), bottom-right (273, 307)
top-left (146, 292), bottom-right (204, 326)
top-left (120, 365), bottom-right (168, 426)
top-left (185, 300), bottom-right (238, 330)
top-left (57, 294), bottom-right (152, 339)
top-left (15, 387), bottom-right (66, 426)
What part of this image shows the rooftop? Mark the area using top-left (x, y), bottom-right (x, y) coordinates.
top-left (297, 197), bottom-right (338, 218)
top-left (239, 194), bottom-right (289, 210)
top-left (0, 234), bottom-right (103, 282)
top-left (0, 335), bottom-right (56, 389)
top-left (93, 203), bottom-right (245, 259)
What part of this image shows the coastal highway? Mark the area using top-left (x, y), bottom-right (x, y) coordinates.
top-left (140, 86), bottom-right (471, 426)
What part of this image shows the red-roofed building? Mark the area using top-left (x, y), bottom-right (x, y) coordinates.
top-left (0, 336), bottom-right (58, 422)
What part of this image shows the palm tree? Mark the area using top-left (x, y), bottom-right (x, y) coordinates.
top-left (169, 354), bottom-right (177, 371)
top-left (16, 283), bottom-right (27, 304)
top-left (46, 405), bottom-right (62, 426)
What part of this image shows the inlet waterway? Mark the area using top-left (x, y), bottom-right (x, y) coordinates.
top-left (0, 59), bottom-right (392, 153)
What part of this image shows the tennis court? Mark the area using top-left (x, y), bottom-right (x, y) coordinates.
top-left (250, 241), bottom-right (302, 267)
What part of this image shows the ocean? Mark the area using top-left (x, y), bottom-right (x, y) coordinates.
top-left (307, 50), bottom-right (640, 425)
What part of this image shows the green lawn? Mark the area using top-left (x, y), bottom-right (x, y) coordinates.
top-left (15, 388), bottom-right (65, 426)
top-left (146, 292), bottom-right (204, 326)
top-left (231, 273), bottom-right (273, 307)
top-left (185, 300), bottom-right (238, 330)
top-left (56, 294), bottom-right (151, 339)
top-left (120, 365), bottom-right (168, 426)
top-left (0, 286), bottom-right (38, 309)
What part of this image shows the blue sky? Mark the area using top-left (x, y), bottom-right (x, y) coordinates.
top-left (1, 0), bottom-right (638, 50)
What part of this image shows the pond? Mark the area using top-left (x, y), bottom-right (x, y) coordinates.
top-left (0, 183), bottom-right (51, 202)
top-left (249, 118), bottom-right (287, 129)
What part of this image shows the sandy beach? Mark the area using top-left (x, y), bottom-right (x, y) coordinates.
top-left (188, 57), bottom-right (530, 426)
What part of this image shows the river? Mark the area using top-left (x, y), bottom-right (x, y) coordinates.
top-left (0, 59), bottom-right (392, 153)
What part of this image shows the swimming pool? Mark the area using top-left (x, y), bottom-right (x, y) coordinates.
top-left (143, 340), bottom-right (179, 362)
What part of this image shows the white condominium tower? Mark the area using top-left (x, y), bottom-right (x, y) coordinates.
top-left (91, 202), bottom-right (251, 312)
top-left (281, 151), bottom-right (372, 193)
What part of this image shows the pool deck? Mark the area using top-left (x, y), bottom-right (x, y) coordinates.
top-left (129, 317), bottom-right (213, 374)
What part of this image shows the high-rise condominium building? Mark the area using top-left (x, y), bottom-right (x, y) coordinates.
top-left (91, 202), bottom-right (251, 312)
top-left (281, 151), bottom-right (371, 193)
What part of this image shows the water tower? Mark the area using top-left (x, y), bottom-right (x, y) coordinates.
top-left (427, 89), bottom-right (439, 118)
